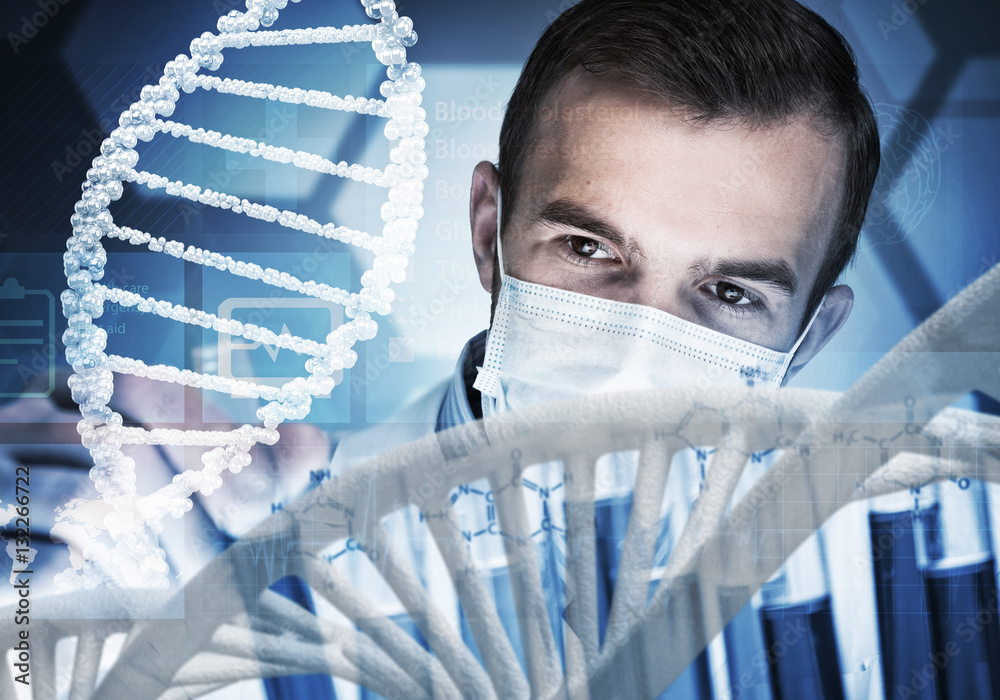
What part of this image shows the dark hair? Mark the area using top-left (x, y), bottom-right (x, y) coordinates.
top-left (496, 0), bottom-right (880, 330)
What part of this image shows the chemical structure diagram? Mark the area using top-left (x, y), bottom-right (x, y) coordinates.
top-left (256, 387), bottom-right (997, 598)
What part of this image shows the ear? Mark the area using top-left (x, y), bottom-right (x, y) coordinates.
top-left (470, 160), bottom-right (500, 293)
top-left (782, 284), bottom-right (854, 384)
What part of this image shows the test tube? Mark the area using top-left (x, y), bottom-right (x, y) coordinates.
top-left (756, 551), bottom-right (844, 700)
top-left (549, 445), bottom-right (713, 698)
top-left (593, 449), bottom-right (640, 647)
top-left (912, 479), bottom-right (1000, 699)
top-left (575, 447), bottom-right (715, 698)
top-left (723, 451), bottom-right (845, 700)
top-left (869, 490), bottom-right (936, 700)
top-left (643, 448), bottom-right (715, 699)
top-left (458, 475), bottom-right (529, 676)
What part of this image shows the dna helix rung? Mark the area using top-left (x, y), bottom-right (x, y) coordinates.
top-left (152, 120), bottom-right (396, 184)
top-left (60, 0), bottom-right (427, 590)
top-left (104, 223), bottom-right (364, 303)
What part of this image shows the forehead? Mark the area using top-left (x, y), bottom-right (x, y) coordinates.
top-left (518, 72), bottom-right (846, 287)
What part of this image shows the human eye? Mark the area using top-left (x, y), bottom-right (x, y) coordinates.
top-left (704, 280), bottom-right (764, 315)
top-left (564, 235), bottom-right (618, 264)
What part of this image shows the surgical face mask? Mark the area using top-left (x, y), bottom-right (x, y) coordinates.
top-left (473, 196), bottom-right (823, 419)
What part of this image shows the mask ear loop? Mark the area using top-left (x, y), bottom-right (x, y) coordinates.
top-left (474, 187), bottom-right (507, 405)
top-left (495, 189), bottom-right (506, 280)
top-left (780, 295), bottom-right (827, 379)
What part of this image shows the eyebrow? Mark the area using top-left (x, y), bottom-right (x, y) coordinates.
top-left (536, 198), bottom-right (644, 260)
top-left (690, 258), bottom-right (799, 296)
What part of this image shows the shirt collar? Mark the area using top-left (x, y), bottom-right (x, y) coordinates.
top-left (436, 330), bottom-right (487, 432)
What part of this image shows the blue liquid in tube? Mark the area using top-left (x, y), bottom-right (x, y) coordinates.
top-left (923, 558), bottom-right (1000, 700)
top-left (651, 574), bottom-right (713, 700)
top-left (908, 481), bottom-right (1000, 700)
top-left (721, 589), bottom-right (771, 700)
top-left (595, 493), bottom-right (632, 646)
top-left (869, 509), bottom-right (936, 700)
top-left (723, 450), bottom-right (842, 700)
top-left (538, 499), bottom-right (566, 665)
top-left (758, 595), bottom-right (845, 700)
top-left (593, 494), bottom-right (713, 700)
top-left (463, 506), bottom-right (566, 673)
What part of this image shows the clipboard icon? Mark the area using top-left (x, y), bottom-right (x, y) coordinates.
top-left (0, 278), bottom-right (57, 398)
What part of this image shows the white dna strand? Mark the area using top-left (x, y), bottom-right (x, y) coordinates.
top-left (57, 0), bottom-right (427, 591)
top-left (2, 260), bottom-right (997, 698)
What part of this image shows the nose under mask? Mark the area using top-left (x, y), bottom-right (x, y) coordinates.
top-left (473, 192), bottom-right (823, 419)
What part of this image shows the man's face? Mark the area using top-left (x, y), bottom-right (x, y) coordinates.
top-left (471, 71), bottom-right (852, 363)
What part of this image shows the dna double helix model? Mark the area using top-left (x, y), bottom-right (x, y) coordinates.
top-left (54, 0), bottom-right (427, 592)
top-left (2, 0), bottom-right (1000, 698)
